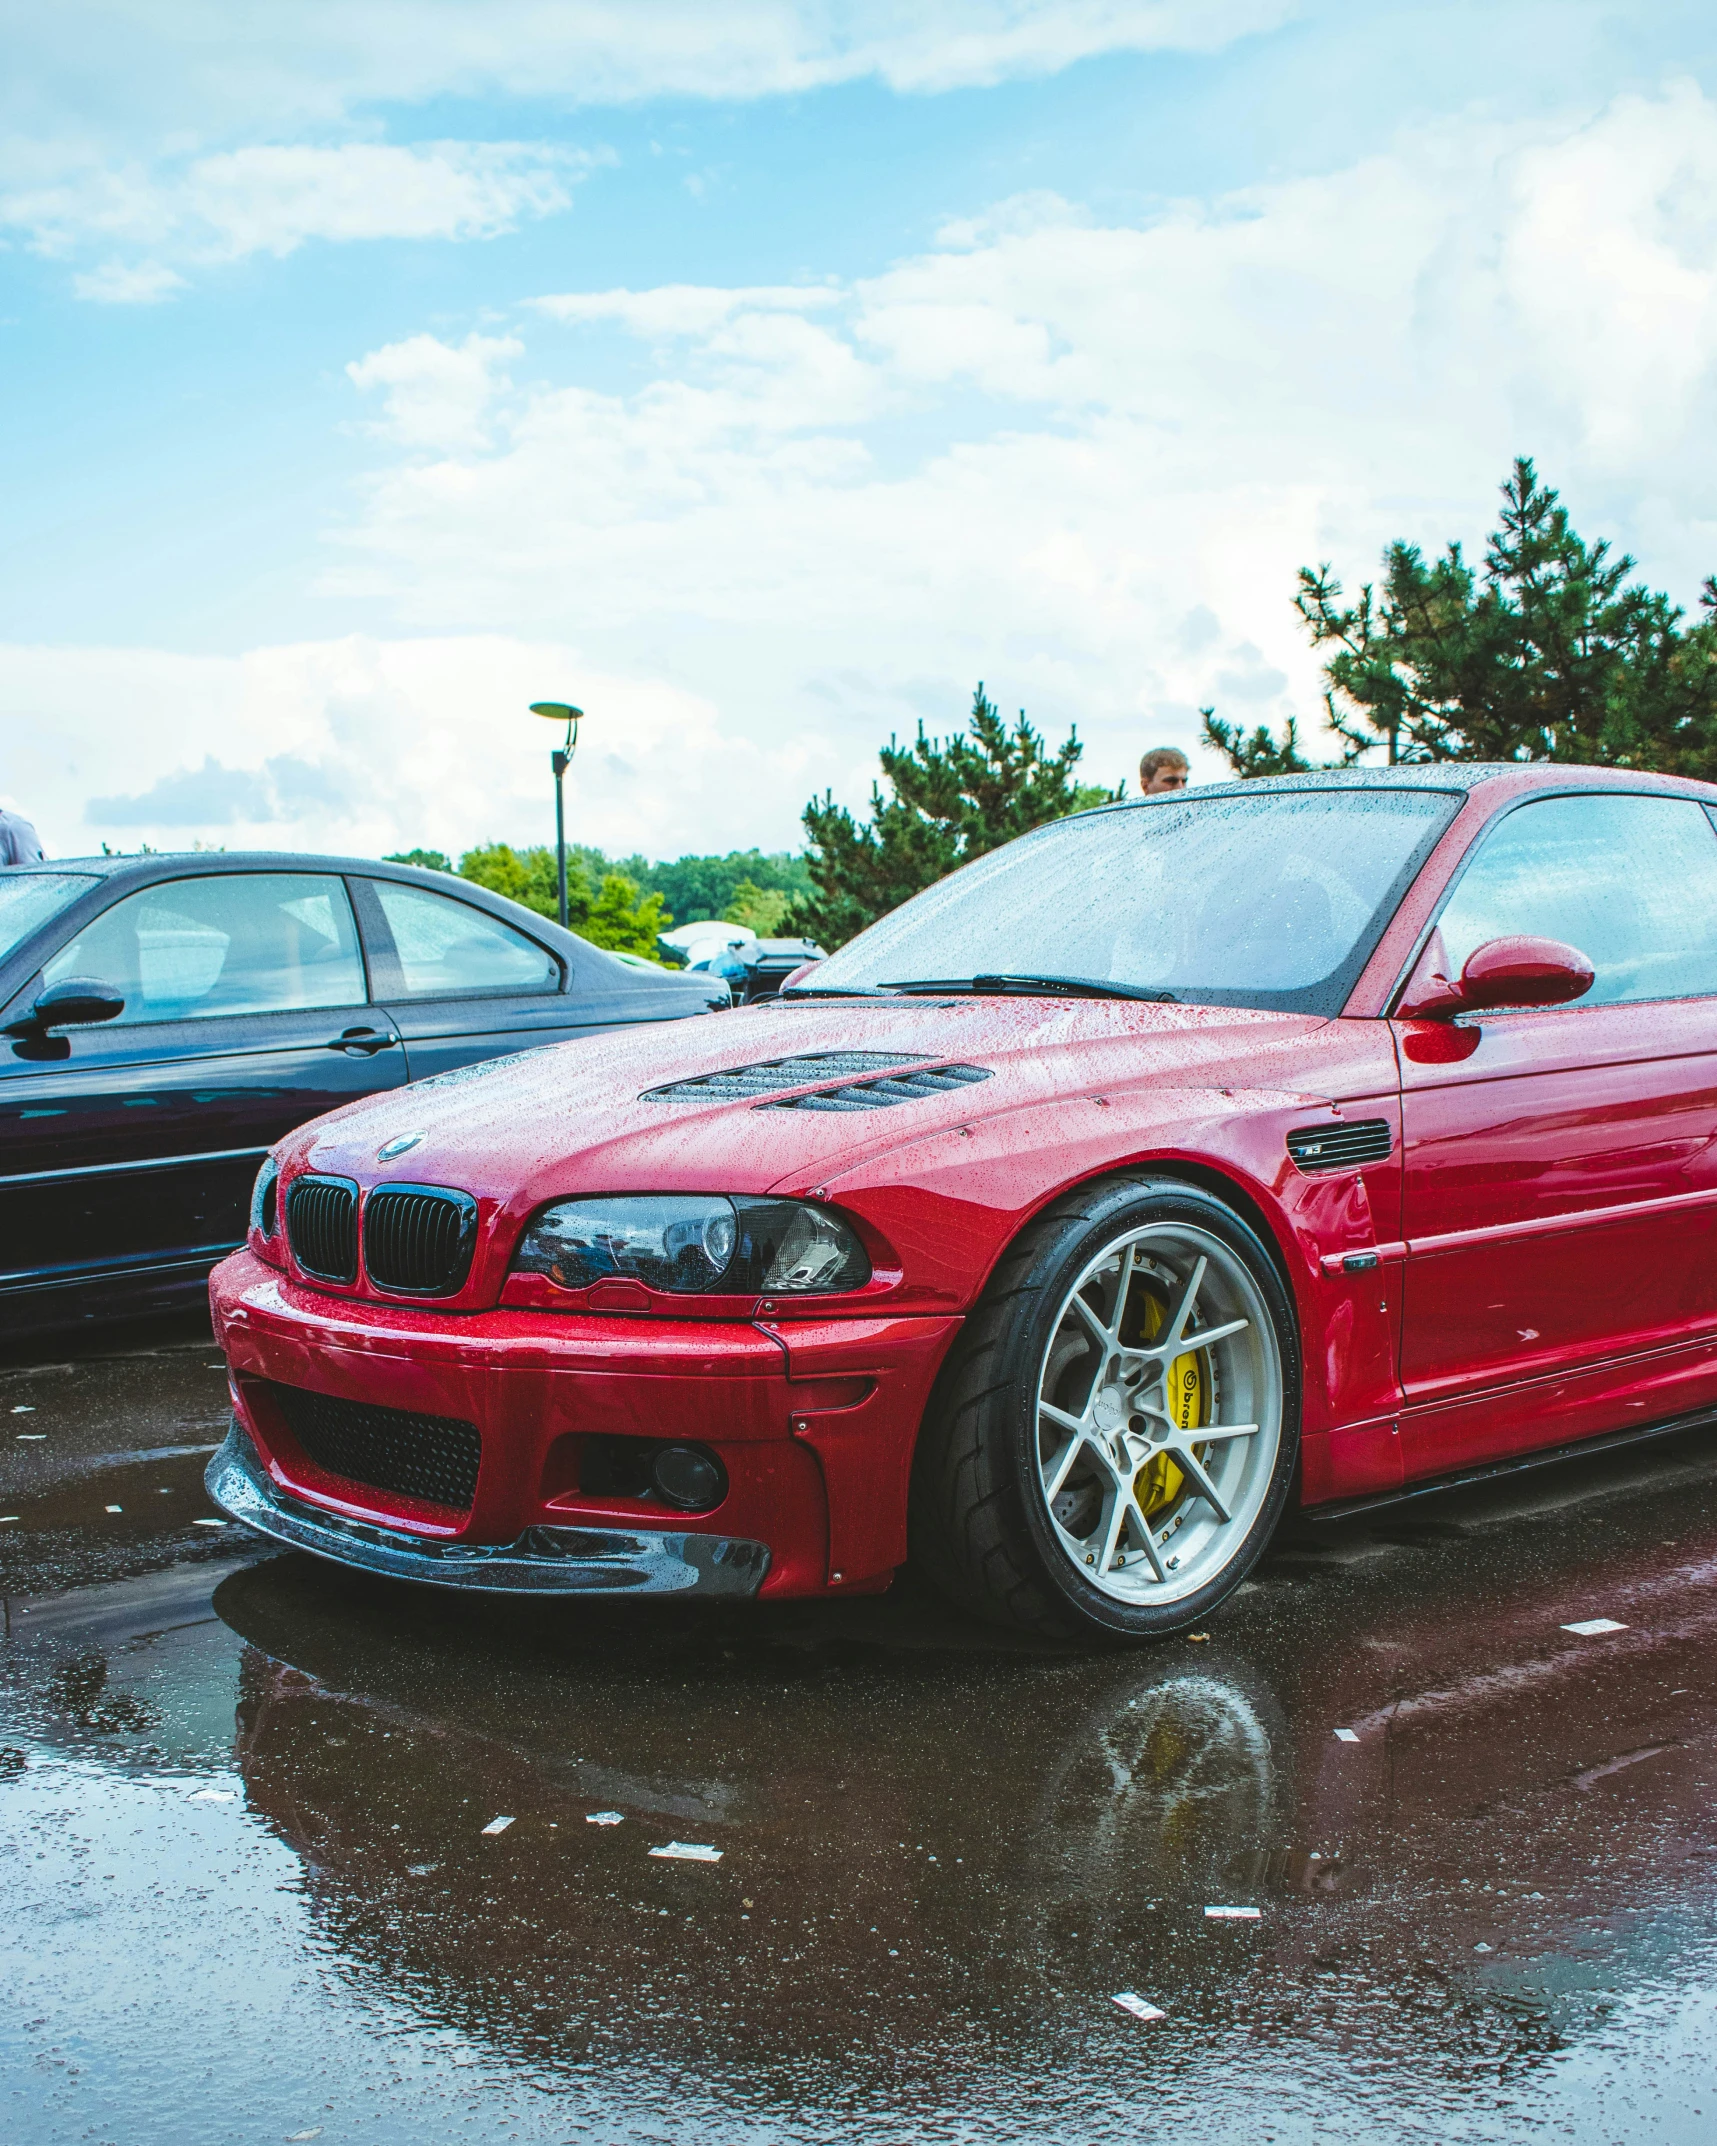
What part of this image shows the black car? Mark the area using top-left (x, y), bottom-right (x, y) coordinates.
top-left (0, 853), bottom-right (727, 1336)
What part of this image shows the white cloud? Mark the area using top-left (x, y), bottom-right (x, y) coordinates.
top-left (0, 140), bottom-right (593, 294)
top-left (11, 75), bottom-right (1716, 863)
top-left (0, 3), bottom-right (1293, 297)
top-left (0, 635), bottom-right (821, 865)
top-left (70, 259), bottom-right (187, 304)
top-left (347, 333), bottom-right (524, 452)
top-left (318, 84), bottom-right (1717, 801)
top-left (6, 5), bottom-right (1292, 139)
top-left (532, 284), bottom-right (843, 338)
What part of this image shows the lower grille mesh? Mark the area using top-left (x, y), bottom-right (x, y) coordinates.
top-left (269, 1381), bottom-right (481, 1511)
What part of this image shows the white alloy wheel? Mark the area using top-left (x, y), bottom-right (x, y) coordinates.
top-left (1033, 1221), bottom-right (1284, 1608)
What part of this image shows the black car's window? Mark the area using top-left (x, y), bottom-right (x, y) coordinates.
top-left (811, 789), bottom-right (1458, 1015)
top-left (1434, 793), bottom-right (1717, 1007)
top-left (42, 873), bottom-right (366, 1023)
top-left (371, 881), bottom-right (559, 997)
top-left (0, 873), bottom-right (98, 965)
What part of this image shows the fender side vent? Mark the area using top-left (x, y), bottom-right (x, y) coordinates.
top-left (761, 1063), bottom-right (993, 1112)
top-left (1287, 1119), bottom-right (1393, 1172)
top-left (642, 1051), bottom-right (933, 1104)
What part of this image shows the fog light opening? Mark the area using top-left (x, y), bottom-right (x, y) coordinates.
top-left (651, 1444), bottom-right (727, 1513)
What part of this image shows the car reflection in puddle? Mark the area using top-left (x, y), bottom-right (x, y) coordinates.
top-left (6, 1484), bottom-right (1717, 2142)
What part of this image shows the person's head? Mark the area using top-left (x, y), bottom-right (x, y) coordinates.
top-left (1139, 747), bottom-right (1190, 797)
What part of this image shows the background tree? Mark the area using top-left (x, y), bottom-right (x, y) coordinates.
top-left (1204, 459), bottom-right (1717, 776)
top-left (454, 842), bottom-right (670, 958)
top-left (383, 846), bottom-right (454, 873)
top-left (788, 684), bottom-right (1119, 949)
top-left (722, 879), bottom-right (793, 935)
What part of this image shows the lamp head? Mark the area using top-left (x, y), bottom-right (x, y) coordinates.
top-left (530, 701), bottom-right (584, 724)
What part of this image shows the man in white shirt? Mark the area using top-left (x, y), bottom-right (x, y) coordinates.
top-left (0, 806), bottom-right (44, 864)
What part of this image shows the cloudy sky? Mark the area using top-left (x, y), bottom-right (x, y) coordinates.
top-left (3, 1), bottom-right (1715, 866)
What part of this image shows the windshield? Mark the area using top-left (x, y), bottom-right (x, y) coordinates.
top-left (0, 873), bottom-right (98, 968)
top-left (809, 789), bottom-right (1459, 1015)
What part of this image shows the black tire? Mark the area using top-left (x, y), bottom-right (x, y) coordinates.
top-left (909, 1175), bottom-right (1300, 1642)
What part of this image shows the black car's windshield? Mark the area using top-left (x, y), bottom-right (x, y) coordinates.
top-left (807, 789), bottom-right (1459, 1015)
top-left (0, 873), bottom-right (98, 968)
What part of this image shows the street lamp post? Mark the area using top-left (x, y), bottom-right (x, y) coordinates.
top-left (529, 701), bottom-right (584, 929)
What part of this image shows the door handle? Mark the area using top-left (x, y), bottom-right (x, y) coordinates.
top-left (327, 1026), bottom-right (400, 1056)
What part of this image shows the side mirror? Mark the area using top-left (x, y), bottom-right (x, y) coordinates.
top-left (1397, 931), bottom-right (1594, 1021)
top-left (4, 975), bottom-right (127, 1037)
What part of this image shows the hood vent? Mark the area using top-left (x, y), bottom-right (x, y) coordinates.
top-left (761, 1063), bottom-right (993, 1112)
top-left (1286, 1119), bottom-right (1393, 1172)
top-left (642, 1051), bottom-right (934, 1105)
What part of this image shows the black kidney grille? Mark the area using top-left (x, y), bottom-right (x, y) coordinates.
top-left (286, 1174), bottom-right (359, 1281)
top-left (269, 1380), bottom-right (481, 1511)
top-left (762, 1063), bottom-right (993, 1112)
top-left (642, 1051), bottom-right (933, 1104)
top-left (364, 1185), bottom-right (478, 1296)
top-left (1286, 1119), bottom-right (1394, 1172)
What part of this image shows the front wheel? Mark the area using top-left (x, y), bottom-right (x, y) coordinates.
top-left (910, 1178), bottom-right (1299, 1641)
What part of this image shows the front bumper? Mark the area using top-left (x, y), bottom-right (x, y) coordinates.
top-left (206, 1421), bottom-right (772, 1597)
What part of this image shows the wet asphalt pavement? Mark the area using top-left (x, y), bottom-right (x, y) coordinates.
top-left (3, 1323), bottom-right (1717, 2143)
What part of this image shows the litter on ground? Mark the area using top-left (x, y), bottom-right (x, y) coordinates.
top-left (481, 1815), bottom-right (515, 1835)
top-left (0, 1517), bottom-right (18, 1525)
top-left (649, 1842), bottom-right (723, 1862)
top-left (15, 1434), bottom-right (44, 1441)
top-left (1334, 1728), bottom-right (1360, 1743)
top-left (1112, 1992), bottom-right (1166, 2022)
top-left (194, 1518), bottom-right (227, 1527)
top-left (1562, 1617), bottom-right (1627, 1636)
top-left (1205, 1905), bottom-right (1262, 1920)
top-left (586, 1811), bottom-right (624, 1825)
top-left (12, 1406), bottom-right (34, 1414)
top-left (105, 1504), bottom-right (122, 1514)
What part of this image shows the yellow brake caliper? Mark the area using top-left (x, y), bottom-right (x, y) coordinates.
top-left (1132, 1285), bottom-right (1205, 1520)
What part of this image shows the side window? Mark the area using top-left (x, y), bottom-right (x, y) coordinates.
top-left (1436, 794), bottom-right (1717, 1008)
top-left (370, 881), bottom-right (560, 997)
top-left (42, 874), bottom-right (366, 1023)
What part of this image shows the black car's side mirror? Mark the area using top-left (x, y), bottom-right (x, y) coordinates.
top-left (4, 975), bottom-right (127, 1037)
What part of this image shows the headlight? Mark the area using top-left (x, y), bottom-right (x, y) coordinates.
top-left (250, 1157), bottom-right (280, 1238)
top-left (511, 1194), bottom-right (870, 1296)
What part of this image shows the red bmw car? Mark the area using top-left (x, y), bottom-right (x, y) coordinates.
top-left (207, 765), bottom-right (1717, 1639)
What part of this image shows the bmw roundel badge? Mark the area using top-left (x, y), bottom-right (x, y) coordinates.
top-left (376, 1132), bottom-right (425, 1163)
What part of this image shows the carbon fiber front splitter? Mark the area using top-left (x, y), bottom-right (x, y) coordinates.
top-left (204, 1420), bottom-right (772, 1598)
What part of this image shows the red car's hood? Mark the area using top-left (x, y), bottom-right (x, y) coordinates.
top-left (288, 996), bottom-right (1355, 1204)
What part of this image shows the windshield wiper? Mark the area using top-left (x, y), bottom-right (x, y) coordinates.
top-left (776, 984), bottom-right (905, 999)
top-left (878, 973), bottom-right (1177, 1004)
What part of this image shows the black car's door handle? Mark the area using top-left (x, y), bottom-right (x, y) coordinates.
top-left (327, 1026), bottom-right (400, 1056)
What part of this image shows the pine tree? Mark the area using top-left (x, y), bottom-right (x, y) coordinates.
top-left (1204, 459), bottom-right (1717, 776)
top-left (789, 684), bottom-right (1118, 949)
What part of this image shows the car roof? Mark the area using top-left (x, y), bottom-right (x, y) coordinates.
top-left (1085, 762), bottom-right (1717, 812)
top-left (4, 852), bottom-right (477, 884)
